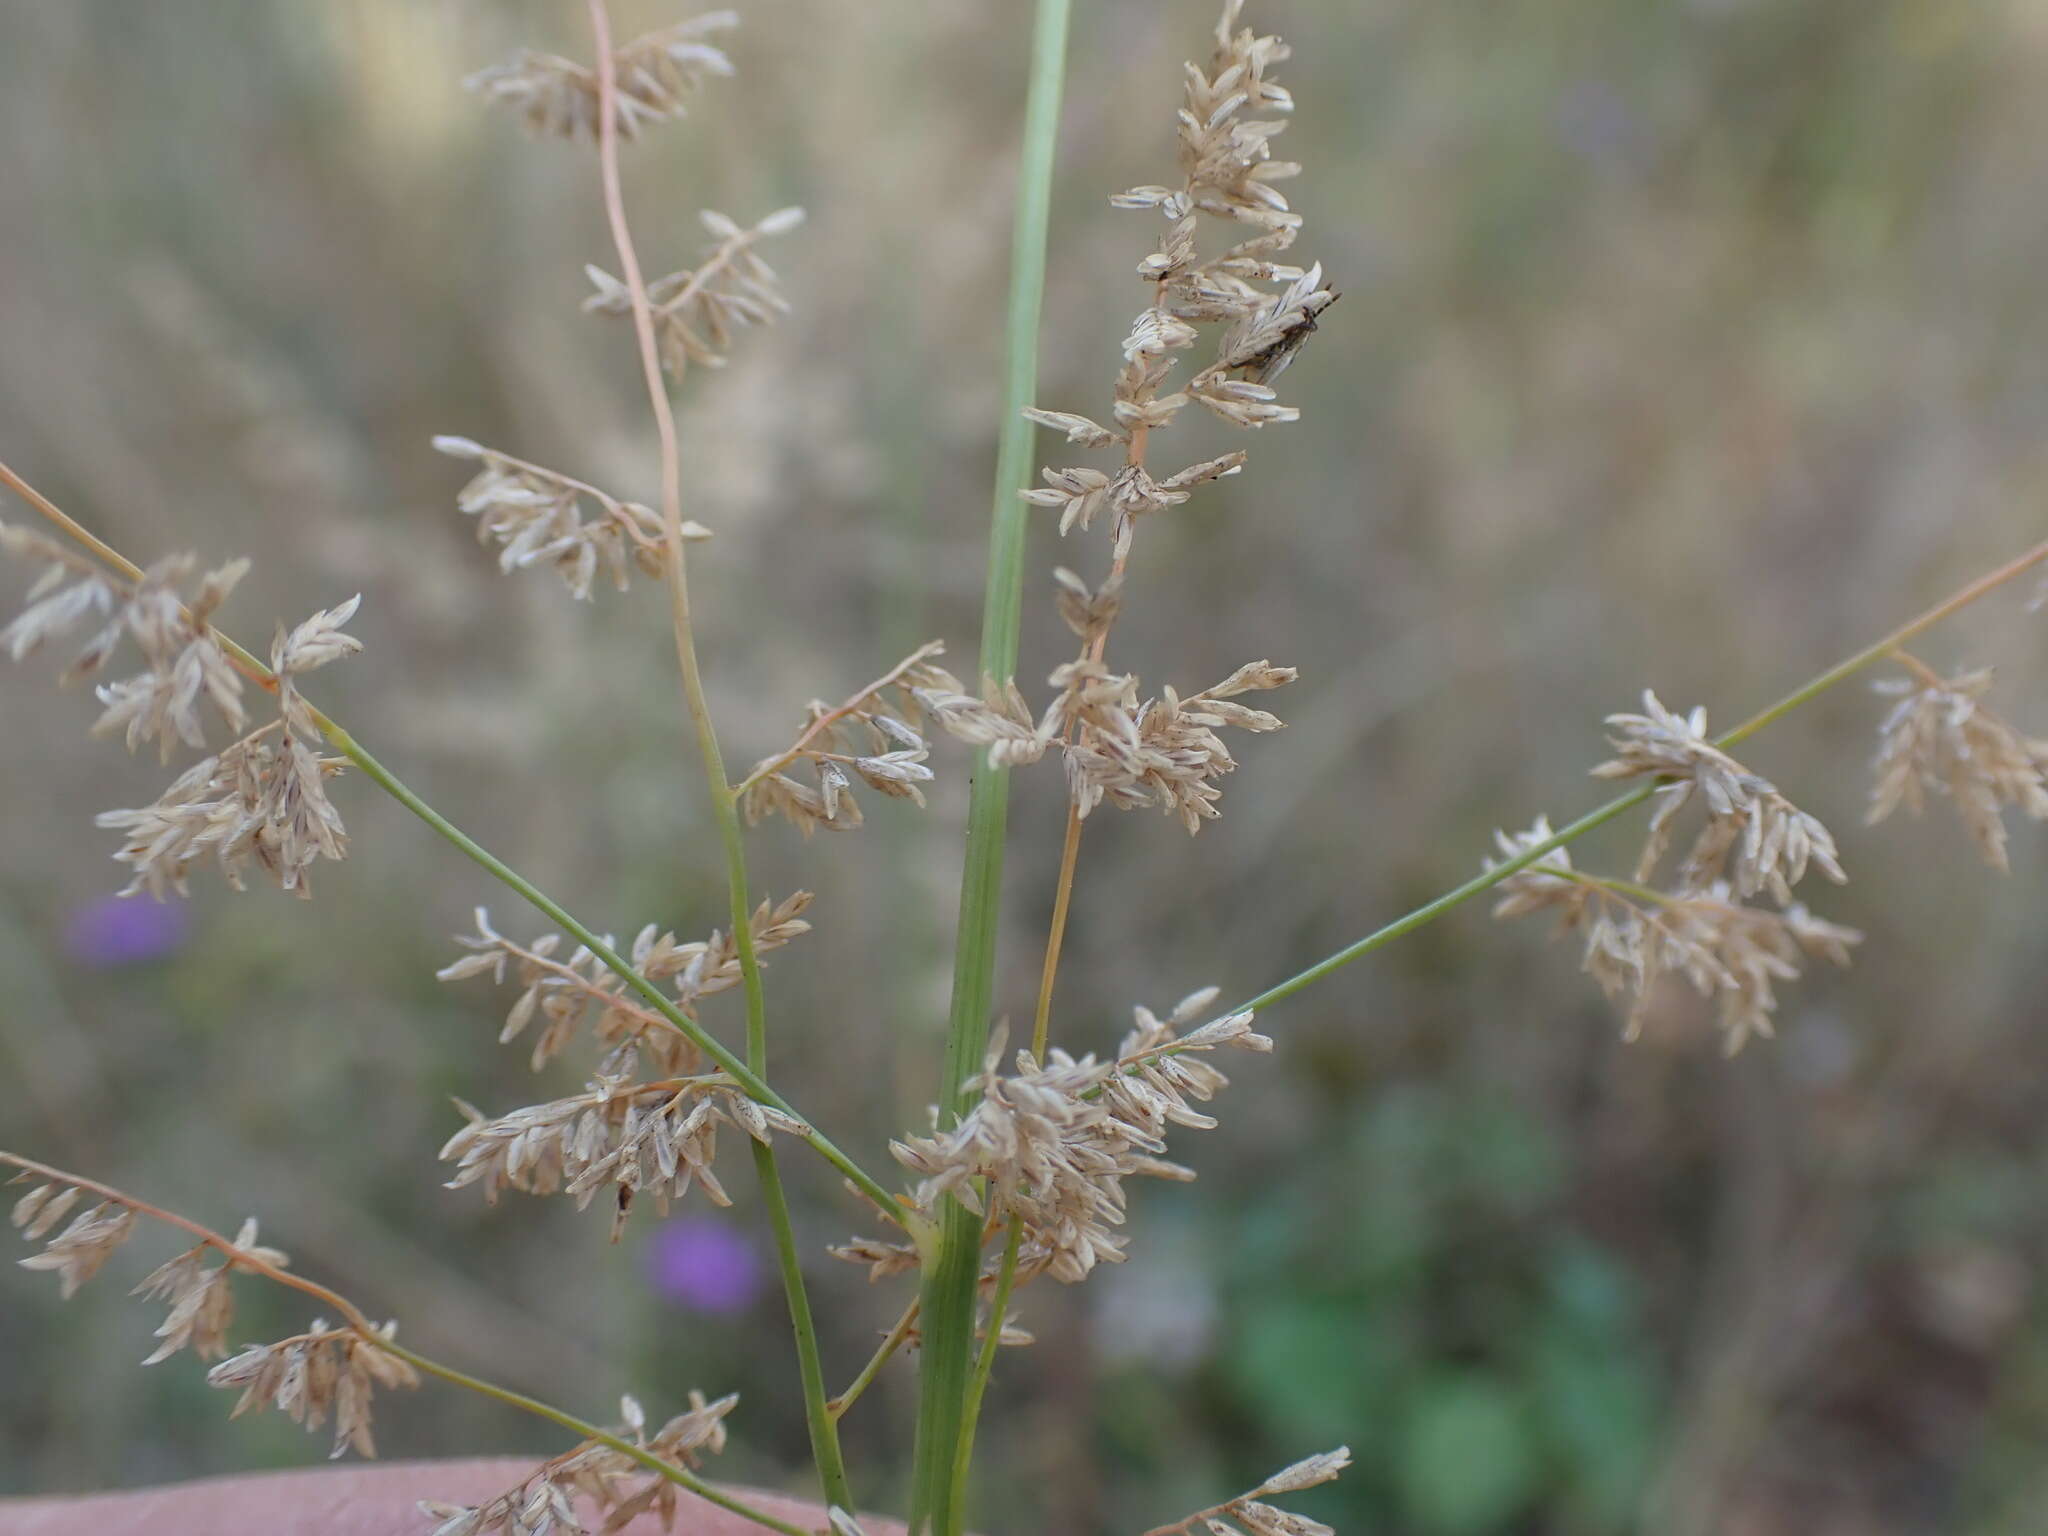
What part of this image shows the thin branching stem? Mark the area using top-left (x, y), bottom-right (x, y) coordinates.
top-left (828, 1298), bottom-right (921, 1420)
top-left (0, 458), bottom-right (901, 1220)
top-left (1236, 534), bottom-right (2048, 1016)
top-left (0, 1153), bottom-right (807, 1536)
top-left (585, 0), bottom-right (853, 1513)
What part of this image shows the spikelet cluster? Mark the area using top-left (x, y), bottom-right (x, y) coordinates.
top-left (1, 524), bottom-right (363, 898)
top-left (1001, 0), bottom-right (1331, 835)
top-left (1592, 691), bottom-right (1845, 900)
top-left (584, 207), bottom-right (805, 382)
top-left (1490, 821), bottom-right (1860, 1052)
top-left (740, 645), bottom-right (956, 835)
top-left (206, 1318), bottom-right (420, 1460)
top-left (1868, 661), bottom-right (2048, 869)
top-left (419, 1391), bottom-right (736, 1536)
top-left (432, 437), bottom-right (709, 601)
top-left (1142, 1446), bottom-right (1352, 1536)
top-left (11, 1180), bottom-right (137, 1299)
top-left (1490, 680), bottom-right (1864, 1052)
top-left (129, 1219), bottom-right (288, 1364)
top-left (871, 992), bottom-right (1270, 1286)
top-left (440, 1068), bottom-right (807, 1239)
top-left (10, 1172), bottom-right (418, 1457)
top-left (0, 528), bottom-right (248, 760)
top-left (437, 894), bottom-right (813, 1075)
top-left (464, 14), bottom-right (737, 143)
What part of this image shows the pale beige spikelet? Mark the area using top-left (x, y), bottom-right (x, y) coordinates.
top-left (11, 1186), bottom-right (135, 1298)
top-left (1485, 816), bottom-right (1594, 930)
top-left (439, 1074), bottom-right (807, 1237)
top-left (1007, 1), bottom-right (1328, 837)
top-left (1868, 661), bottom-right (2048, 869)
top-left (464, 13), bottom-right (738, 143)
top-left (1052, 656), bottom-right (1298, 831)
top-left (1484, 820), bottom-right (1862, 1054)
top-left (420, 1389), bottom-right (737, 1536)
top-left (87, 555), bottom-right (251, 762)
top-left (739, 645), bottom-right (957, 835)
top-left (96, 594), bottom-right (363, 899)
top-left (1591, 689), bottom-right (1845, 901)
top-left (432, 437), bottom-right (709, 600)
top-left (1142, 1443), bottom-right (1352, 1536)
top-left (0, 522), bottom-right (119, 663)
top-left (584, 206), bottom-right (805, 381)
top-left (2, 530), bottom-right (251, 761)
top-left (878, 992), bottom-right (1268, 1286)
top-left (438, 894), bottom-right (812, 1073)
top-left (4, 521), bottom-right (365, 898)
top-left (918, 673), bottom-right (1059, 772)
top-left (130, 1222), bottom-right (259, 1366)
top-left (205, 1317), bottom-right (420, 1459)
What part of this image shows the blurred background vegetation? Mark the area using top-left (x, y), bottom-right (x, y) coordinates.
top-left (5, 1), bottom-right (2048, 1532)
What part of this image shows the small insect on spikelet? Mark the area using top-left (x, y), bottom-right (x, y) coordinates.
top-left (0, 521), bottom-right (364, 898)
top-left (1867, 655), bottom-right (2048, 869)
top-left (440, 1071), bottom-right (810, 1240)
top-left (978, 0), bottom-right (1335, 834)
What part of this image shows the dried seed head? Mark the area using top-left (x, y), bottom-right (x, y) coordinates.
top-left (1049, 660), bottom-right (1297, 831)
top-left (1868, 662), bottom-right (2048, 869)
top-left (584, 207), bottom-right (804, 382)
top-left (2, 535), bottom-right (252, 761)
top-left (12, 1190), bottom-right (135, 1299)
top-left (740, 645), bottom-right (955, 835)
top-left (95, 727), bottom-right (353, 900)
top-left (433, 438), bottom-right (705, 600)
top-left (439, 895), bottom-right (811, 1074)
top-left (1485, 822), bottom-right (1863, 1054)
top-left (206, 1317), bottom-right (419, 1459)
top-left (464, 14), bottom-right (738, 143)
top-left (421, 1389), bottom-right (737, 1536)
top-left (881, 994), bottom-right (1266, 1286)
top-left (440, 1076), bottom-right (806, 1237)
top-left (1592, 690), bottom-right (1845, 901)
top-left (1144, 1444), bottom-right (1352, 1536)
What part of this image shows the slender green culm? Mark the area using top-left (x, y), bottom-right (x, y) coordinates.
top-left (910, 0), bottom-right (1072, 1530)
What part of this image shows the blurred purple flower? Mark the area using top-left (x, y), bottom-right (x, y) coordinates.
top-left (63, 894), bottom-right (189, 969)
top-left (646, 1218), bottom-right (765, 1314)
